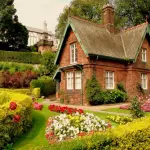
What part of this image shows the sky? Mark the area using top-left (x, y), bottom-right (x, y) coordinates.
top-left (14, 0), bottom-right (71, 34)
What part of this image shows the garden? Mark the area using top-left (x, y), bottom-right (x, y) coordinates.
top-left (1, 51), bottom-right (150, 150)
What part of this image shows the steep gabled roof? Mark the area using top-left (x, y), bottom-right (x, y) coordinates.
top-left (55, 16), bottom-right (149, 65)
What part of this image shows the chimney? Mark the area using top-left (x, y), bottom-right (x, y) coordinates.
top-left (102, 3), bottom-right (115, 33)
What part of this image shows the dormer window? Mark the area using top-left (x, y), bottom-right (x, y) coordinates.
top-left (70, 43), bottom-right (77, 64)
top-left (142, 48), bottom-right (147, 62)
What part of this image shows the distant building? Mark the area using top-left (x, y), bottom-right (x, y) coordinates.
top-left (26, 22), bottom-right (60, 51)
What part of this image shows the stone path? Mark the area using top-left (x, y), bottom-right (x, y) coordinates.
top-left (42, 98), bottom-right (130, 116)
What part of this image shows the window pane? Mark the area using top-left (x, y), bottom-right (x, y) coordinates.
top-left (67, 72), bottom-right (73, 90)
top-left (105, 71), bottom-right (114, 89)
top-left (70, 43), bottom-right (77, 64)
top-left (75, 72), bottom-right (81, 89)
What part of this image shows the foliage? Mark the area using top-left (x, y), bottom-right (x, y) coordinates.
top-left (3, 71), bottom-right (38, 88)
top-left (32, 88), bottom-right (41, 98)
top-left (86, 76), bottom-right (127, 105)
top-left (116, 82), bottom-right (126, 93)
top-left (136, 82), bottom-right (145, 95)
top-left (0, 51), bottom-right (41, 64)
top-left (45, 112), bottom-right (109, 143)
top-left (130, 96), bottom-right (145, 118)
top-left (102, 89), bottom-right (128, 104)
top-left (47, 116), bottom-right (150, 150)
top-left (40, 51), bottom-right (57, 77)
top-left (0, 91), bottom-right (33, 149)
top-left (86, 75), bottom-right (102, 105)
top-left (115, 0), bottom-right (150, 29)
top-left (30, 78), bottom-right (56, 96)
top-left (0, 0), bottom-right (28, 50)
top-left (0, 88), bottom-right (31, 95)
top-left (0, 62), bottom-right (35, 73)
top-left (55, 0), bottom-right (107, 38)
top-left (107, 115), bottom-right (133, 124)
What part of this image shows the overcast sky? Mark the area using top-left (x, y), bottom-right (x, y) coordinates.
top-left (14, 0), bottom-right (71, 34)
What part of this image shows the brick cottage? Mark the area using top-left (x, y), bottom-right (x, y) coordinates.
top-left (54, 3), bottom-right (150, 105)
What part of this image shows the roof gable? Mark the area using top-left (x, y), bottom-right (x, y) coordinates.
top-left (55, 16), bottom-right (149, 65)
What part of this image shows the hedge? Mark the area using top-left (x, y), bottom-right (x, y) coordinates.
top-left (0, 91), bottom-right (33, 149)
top-left (30, 78), bottom-right (56, 96)
top-left (0, 50), bottom-right (41, 64)
top-left (45, 116), bottom-right (150, 150)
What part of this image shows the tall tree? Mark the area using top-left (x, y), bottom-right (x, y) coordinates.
top-left (55, 0), bottom-right (107, 39)
top-left (115, 0), bottom-right (150, 28)
top-left (0, 0), bottom-right (28, 50)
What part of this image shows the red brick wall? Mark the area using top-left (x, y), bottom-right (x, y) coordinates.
top-left (57, 29), bottom-right (150, 105)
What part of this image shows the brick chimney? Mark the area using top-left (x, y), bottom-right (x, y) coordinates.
top-left (102, 3), bottom-right (114, 33)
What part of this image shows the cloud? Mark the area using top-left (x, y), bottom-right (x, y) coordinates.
top-left (14, 0), bottom-right (71, 33)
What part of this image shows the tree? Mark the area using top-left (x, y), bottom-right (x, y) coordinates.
top-left (115, 0), bottom-right (150, 28)
top-left (0, 0), bottom-right (28, 50)
top-left (40, 51), bottom-right (57, 77)
top-left (55, 0), bottom-right (107, 38)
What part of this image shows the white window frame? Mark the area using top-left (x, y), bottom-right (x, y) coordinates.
top-left (141, 74), bottom-right (147, 90)
top-left (75, 71), bottom-right (82, 89)
top-left (105, 71), bottom-right (114, 89)
top-left (70, 43), bottom-right (77, 64)
top-left (142, 48), bottom-right (147, 62)
top-left (67, 72), bottom-right (73, 90)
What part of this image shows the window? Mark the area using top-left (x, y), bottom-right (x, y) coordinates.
top-left (75, 72), bottom-right (81, 89)
top-left (141, 74), bottom-right (147, 89)
top-left (70, 43), bottom-right (77, 64)
top-left (105, 71), bottom-right (114, 89)
top-left (142, 48), bottom-right (147, 62)
top-left (67, 72), bottom-right (73, 90)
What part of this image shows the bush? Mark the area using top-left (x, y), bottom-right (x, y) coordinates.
top-left (117, 82), bottom-right (126, 93)
top-left (32, 88), bottom-right (41, 98)
top-left (86, 75), bottom-right (103, 105)
top-left (40, 51), bottom-right (57, 77)
top-left (102, 89), bottom-right (128, 104)
top-left (46, 116), bottom-right (150, 150)
top-left (0, 50), bottom-right (41, 64)
top-left (3, 70), bottom-right (38, 88)
top-left (30, 78), bottom-right (56, 96)
top-left (130, 96), bottom-right (145, 118)
top-left (0, 91), bottom-right (33, 149)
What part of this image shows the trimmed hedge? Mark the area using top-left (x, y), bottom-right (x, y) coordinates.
top-left (30, 78), bottom-right (56, 96)
top-left (0, 50), bottom-right (41, 64)
top-left (45, 116), bottom-right (150, 150)
top-left (0, 91), bottom-right (33, 149)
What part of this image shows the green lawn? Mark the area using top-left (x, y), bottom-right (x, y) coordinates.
top-left (102, 108), bottom-right (130, 114)
top-left (13, 105), bottom-right (119, 149)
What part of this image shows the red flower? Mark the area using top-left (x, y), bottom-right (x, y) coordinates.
top-left (107, 122), bottom-right (112, 128)
top-left (78, 109), bottom-right (84, 114)
top-left (13, 115), bottom-right (21, 123)
top-left (9, 102), bottom-right (17, 110)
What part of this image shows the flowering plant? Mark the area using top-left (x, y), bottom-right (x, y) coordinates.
top-left (33, 102), bottom-right (43, 110)
top-left (13, 114), bottom-right (21, 123)
top-left (48, 104), bottom-right (84, 114)
top-left (9, 101), bottom-right (17, 110)
top-left (45, 112), bottom-right (109, 143)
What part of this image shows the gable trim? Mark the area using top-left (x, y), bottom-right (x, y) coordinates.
top-left (54, 18), bottom-right (89, 65)
top-left (134, 24), bottom-right (148, 62)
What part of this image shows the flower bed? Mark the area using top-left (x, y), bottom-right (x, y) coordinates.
top-left (45, 112), bottom-right (110, 143)
top-left (107, 115), bottom-right (133, 124)
top-left (120, 96), bottom-right (150, 112)
top-left (0, 91), bottom-right (33, 149)
top-left (48, 104), bottom-right (84, 114)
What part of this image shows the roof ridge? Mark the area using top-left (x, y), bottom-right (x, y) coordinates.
top-left (70, 16), bottom-right (105, 28)
top-left (124, 22), bottom-right (148, 32)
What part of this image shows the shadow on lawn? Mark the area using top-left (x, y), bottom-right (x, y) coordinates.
top-left (14, 111), bottom-right (46, 147)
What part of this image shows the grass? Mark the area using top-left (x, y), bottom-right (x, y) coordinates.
top-left (102, 108), bottom-right (130, 114)
top-left (13, 104), bottom-right (119, 149)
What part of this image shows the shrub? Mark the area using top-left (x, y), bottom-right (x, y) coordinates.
top-left (32, 88), bottom-right (41, 98)
top-left (117, 82), bottom-right (126, 93)
top-left (30, 78), bottom-right (56, 96)
top-left (103, 89), bottom-right (128, 104)
top-left (47, 116), bottom-right (150, 150)
top-left (86, 75), bottom-right (103, 105)
top-left (0, 50), bottom-right (41, 64)
top-left (3, 70), bottom-right (38, 88)
top-left (130, 96), bottom-right (145, 118)
top-left (40, 51), bottom-right (57, 77)
top-left (0, 91), bottom-right (33, 149)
